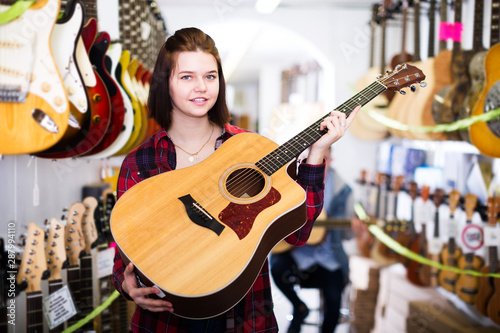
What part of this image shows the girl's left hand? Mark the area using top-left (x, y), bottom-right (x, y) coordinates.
top-left (308, 106), bottom-right (361, 164)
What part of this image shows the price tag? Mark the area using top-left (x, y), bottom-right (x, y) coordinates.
top-left (43, 285), bottom-right (77, 329)
top-left (428, 238), bottom-right (443, 255)
top-left (484, 226), bottom-right (500, 247)
top-left (97, 247), bottom-right (115, 279)
top-left (445, 218), bottom-right (458, 238)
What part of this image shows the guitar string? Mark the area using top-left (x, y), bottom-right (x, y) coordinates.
top-left (219, 71), bottom-right (412, 200)
top-left (203, 70), bottom-right (417, 207)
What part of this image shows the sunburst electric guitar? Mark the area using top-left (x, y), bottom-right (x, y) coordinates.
top-left (110, 64), bottom-right (425, 319)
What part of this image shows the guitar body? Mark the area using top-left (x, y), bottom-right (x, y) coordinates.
top-left (126, 58), bottom-right (149, 147)
top-left (111, 133), bottom-right (308, 319)
top-left (438, 244), bottom-right (463, 292)
top-left (415, 50), bottom-right (452, 141)
top-left (487, 277), bottom-right (500, 325)
top-left (37, 18), bottom-right (112, 158)
top-left (432, 50), bottom-right (474, 141)
top-left (475, 265), bottom-right (495, 315)
top-left (459, 50), bottom-right (487, 142)
top-left (114, 50), bottom-right (143, 156)
top-left (0, 0), bottom-right (69, 154)
top-left (469, 43), bottom-right (500, 158)
top-left (455, 254), bottom-right (485, 304)
top-left (84, 32), bottom-right (125, 156)
top-left (89, 43), bottom-right (135, 158)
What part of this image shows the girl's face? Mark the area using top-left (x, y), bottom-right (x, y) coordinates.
top-left (169, 51), bottom-right (219, 121)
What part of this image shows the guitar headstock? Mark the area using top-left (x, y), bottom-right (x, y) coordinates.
top-left (377, 63), bottom-right (426, 95)
top-left (448, 189), bottom-right (461, 216)
top-left (375, 172), bottom-right (385, 186)
top-left (64, 202), bottom-right (86, 266)
top-left (433, 188), bottom-right (444, 208)
top-left (409, 181), bottom-right (418, 201)
top-left (17, 222), bottom-right (47, 293)
top-left (45, 218), bottom-right (67, 281)
top-left (359, 170), bottom-right (367, 185)
top-left (487, 196), bottom-right (500, 226)
top-left (464, 193), bottom-right (478, 222)
top-left (82, 196), bottom-right (99, 254)
top-left (421, 185), bottom-right (430, 202)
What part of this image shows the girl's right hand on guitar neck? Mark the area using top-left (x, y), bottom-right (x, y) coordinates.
top-left (122, 262), bottom-right (174, 313)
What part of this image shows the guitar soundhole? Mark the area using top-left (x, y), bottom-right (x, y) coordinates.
top-left (484, 83), bottom-right (500, 138)
top-left (225, 168), bottom-right (265, 199)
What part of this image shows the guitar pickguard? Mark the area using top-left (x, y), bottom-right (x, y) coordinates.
top-left (484, 82), bottom-right (500, 137)
top-left (219, 187), bottom-right (281, 240)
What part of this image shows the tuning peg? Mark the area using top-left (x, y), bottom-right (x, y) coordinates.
top-left (420, 81), bottom-right (427, 88)
top-left (386, 69), bottom-right (392, 74)
top-left (394, 64), bottom-right (402, 71)
top-left (399, 90), bottom-right (406, 95)
top-left (376, 74), bottom-right (382, 79)
top-left (410, 85), bottom-right (417, 92)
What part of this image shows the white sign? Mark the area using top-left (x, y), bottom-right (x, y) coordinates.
top-left (97, 247), bottom-right (115, 279)
top-left (43, 285), bottom-right (77, 329)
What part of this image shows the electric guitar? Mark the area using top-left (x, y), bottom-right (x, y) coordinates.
top-left (476, 196), bottom-right (500, 316)
top-left (0, 0), bottom-right (69, 154)
top-left (64, 202), bottom-right (86, 328)
top-left (80, 196), bottom-right (99, 331)
top-left (110, 64), bottom-right (425, 319)
top-left (456, 193), bottom-right (484, 304)
top-left (438, 189), bottom-right (463, 292)
top-left (17, 222), bottom-right (49, 333)
top-left (44, 217), bottom-right (67, 333)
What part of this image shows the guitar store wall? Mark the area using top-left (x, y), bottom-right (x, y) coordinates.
top-left (1, 0), bottom-right (500, 332)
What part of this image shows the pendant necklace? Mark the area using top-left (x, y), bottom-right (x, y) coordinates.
top-left (171, 124), bottom-right (214, 163)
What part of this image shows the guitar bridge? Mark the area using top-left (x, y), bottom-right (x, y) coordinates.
top-left (178, 194), bottom-right (225, 236)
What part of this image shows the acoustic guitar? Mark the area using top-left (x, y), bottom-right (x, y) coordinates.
top-left (0, 0), bottom-right (69, 155)
top-left (475, 196), bottom-right (500, 316)
top-left (438, 189), bottom-right (463, 293)
top-left (110, 64), bottom-right (425, 319)
top-left (407, 185), bottom-right (432, 286)
top-left (409, 0), bottom-right (451, 141)
top-left (469, 3), bottom-right (500, 158)
top-left (485, 196), bottom-right (500, 325)
top-left (429, 188), bottom-right (445, 287)
top-left (459, 0), bottom-right (496, 142)
top-left (44, 218), bottom-right (67, 333)
top-left (456, 193), bottom-right (484, 304)
top-left (17, 222), bottom-right (49, 333)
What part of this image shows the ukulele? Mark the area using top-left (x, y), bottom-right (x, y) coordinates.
top-left (429, 188), bottom-right (445, 287)
top-left (407, 185), bottom-right (432, 287)
top-left (485, 196), bottom-right (500, 325)
top-left (379, 175), bottom-right (405, 260)
top-left (44, 218), bottom-right (67, 332)
top-left (81, 197), bottom-right (99, 331)
top-left (398, 181), bottom-right (419, 268)
top-left (64, 202), bottom-right (87, 328)
top-left (438, 189), bottom-right (463, 292)
top-left (0, 0), bottom-right (70, 155)
top-left (469, 4), bottom-right (500, 158)
top-left (456, 194), bottom-right (485, 304)
top-left (17, 222), bottom-right (49, 333)
top-left (476, 196), bottom-right (500, 316)
top-left (110, 64), bottom-right (426, 319)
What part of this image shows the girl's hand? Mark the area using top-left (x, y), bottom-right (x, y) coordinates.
top-left (122, 262), bottom-right (174, 313)
top-left (308, 106), bottom-right (361, 164)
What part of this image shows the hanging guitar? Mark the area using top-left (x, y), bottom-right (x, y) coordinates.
top-left (485, 196), bottom-right (500, 325)
top-left (0, 0), bottom-right (69, 154)
top-left (110, 64), bottom-right (426, 319)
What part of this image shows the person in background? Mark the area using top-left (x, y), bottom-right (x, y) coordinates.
top-left (112, 26), bottom-right (360, 333)
top-left (271, 147), bottom-right (353, 333)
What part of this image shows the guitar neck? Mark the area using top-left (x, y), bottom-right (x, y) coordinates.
top-left (82, 0), bottom-right (98, 22)
top-left (428, 0), bottom-right (436, 57)
top-left (255, 81), bottom-right (385, 175)
top-left (26, 291), bottom-right (43, 333)
top-left (472, 0), bottom-right (485, 51)
top-left (314, 218), bottom-right (352, 229)
top-left (447, 237), bottom-right (457, 265)
top-left (80, 254), bottom-right (94, 326)
top-left (451, 0), bottom-right (463, 56)
top-left (438, 0), bottom-right (448, 52)
top-left (433, 210), bottom-right (440, 238)
top-left (66, 265), bottom-right (81, 325)
top-left (490, 0), bottom-right (500, 46)
top-left (489, 245), bottom-right (499, 273)
top-left (413, 0), bottom-right (421, 62)
top-left (48, 279), bottom-right (64, 294)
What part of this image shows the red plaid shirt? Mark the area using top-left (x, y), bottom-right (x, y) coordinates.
top-left (112, 124), bottom-right (325, 332)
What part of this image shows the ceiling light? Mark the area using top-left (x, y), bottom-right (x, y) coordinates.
top-left (255, 0), bottom-right (281, 14)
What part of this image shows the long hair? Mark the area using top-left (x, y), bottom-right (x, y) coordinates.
top-left (148, 27), bottom-right (231, 130)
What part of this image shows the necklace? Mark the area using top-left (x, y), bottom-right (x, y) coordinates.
top-left (171, 124), bottom-right (214, 163)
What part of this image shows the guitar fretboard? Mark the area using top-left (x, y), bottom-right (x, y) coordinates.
top-left (256, 81), bottom-right (386, 175)
top-left (27, 291), bottom-right (43, 333)
top-left (67, 265), bottom-right (81, 326)
top-left (80, 255), bottom-right (94, 330)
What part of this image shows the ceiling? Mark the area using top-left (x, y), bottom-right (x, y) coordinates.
top-left (156, 0), bottom-right (376, 84)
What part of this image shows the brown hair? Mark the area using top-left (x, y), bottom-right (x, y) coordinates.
top-left (148, 27), bottom-right (231, 130)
